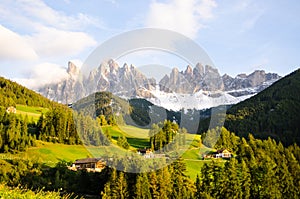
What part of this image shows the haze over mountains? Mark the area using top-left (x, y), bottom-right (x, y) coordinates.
top-left (38, 59), bottom-right (281, 110)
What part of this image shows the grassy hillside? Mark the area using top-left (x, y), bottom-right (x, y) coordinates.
top-left (102, 125), bottom-right (150, 149)
top-left (0, 140), bottom-right (211, 180)
top-left (0, 141), bottom-right (89, 166)
top-left (16, 104), bottom-right (49, 122)
top-left (0, 140), bottom-right (126, 167)
top-left (0, 124), bottom-right (211, 179)
top-left (225, 68), bottom-right (300, 146)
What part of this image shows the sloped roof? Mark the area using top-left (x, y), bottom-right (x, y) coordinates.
top-left (74, 158), bottom-right (103, 164)
top-left (137, 148), bottom-right (152, 153)
top-left (216, 149), bottom-right (231, 153)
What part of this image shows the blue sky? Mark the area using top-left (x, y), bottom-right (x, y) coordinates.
top-left (0, 0), bottom-right (299, 88)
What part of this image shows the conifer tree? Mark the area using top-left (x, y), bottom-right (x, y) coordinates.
top-left (134, 173), bottom-right (151, 199)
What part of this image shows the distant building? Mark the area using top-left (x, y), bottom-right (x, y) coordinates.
top-left (215, 149), bottom-right (232, 158)
top-left (203, 149), bottom-right (232, 159)
top-left (6, 106), bottom-right (16, 114)
top-left (69, 158), bottom-right (106, 172)
top-left (137, 148), bottom-right (167, 159)
top-left (137, 148), bottom-right (153, 158)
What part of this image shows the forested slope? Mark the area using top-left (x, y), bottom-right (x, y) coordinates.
top-left (224, 68), bottom-right (300, 145)
top-left (0, 77), bottom-right (53, 108)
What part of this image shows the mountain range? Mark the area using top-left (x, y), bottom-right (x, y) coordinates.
top-left (38, 59), bottom-right (281, 110)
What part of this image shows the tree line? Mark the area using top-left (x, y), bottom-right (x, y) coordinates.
top-left (0, 77), bottom-right (53, 108)
top-left (0, 107), bottom-right (35, 153)
top-left (149, 120), bottom-right (187, 151)
top-left (196, 133), bottom-right (300, 198)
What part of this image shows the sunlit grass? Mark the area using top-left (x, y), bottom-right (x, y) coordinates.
top-left (0, 184), bottom-right (71, 199)
top-left (16, 104), bottom-right (49, 122)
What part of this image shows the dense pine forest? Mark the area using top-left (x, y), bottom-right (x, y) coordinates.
top-left (0, 77), bottom-right (53, 108)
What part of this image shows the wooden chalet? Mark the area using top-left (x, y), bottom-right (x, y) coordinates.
top-left (69, 158), bottom-right (106, 172)
top-left (203, 149), bottom-right (232, 159)
top-left (216, 149), bottom-right (231, 158)
top-left (137, 148), bottom-right (153, 158)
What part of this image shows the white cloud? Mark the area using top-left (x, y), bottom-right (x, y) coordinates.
top-left (0, 0), bottom-right (98, 60)
top-left (15, 0), bottom-right (100, 31)
top-left (145, 0), bottom-right (217, 39)
top-left (15, 62), bottom-right (69, 89)
top-left (26, 26), bottom-right (97, 58)
top-left (0, 25), bottom-right (38, 61)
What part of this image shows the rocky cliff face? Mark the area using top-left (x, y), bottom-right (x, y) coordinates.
top-left (38, 60), bottom-right (281, 106)
top-left (222, 70), bottom-right (281, 97)
top-left (39, 59), bottom-right (156, 103)
top-left (159, 64), bottom-right (224, 94)
top-left (38, 61), bottom-right (84, 104)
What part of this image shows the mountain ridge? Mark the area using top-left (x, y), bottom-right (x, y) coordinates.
top-left (37, 60), bottom-right (281, 110)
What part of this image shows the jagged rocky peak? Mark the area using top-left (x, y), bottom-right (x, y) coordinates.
top-left (172, 67), bottom-right (179, 73)
top-left (204, 65), bottom-right (219, 74)
top-left (158, 63), bottom-right (224, 93)
top-left (248, 70), bottom-right (268, 86)
top-left (170, 67), bottom-right (180, 84)
top-left (130, 64), bottom-right (135, 70)
top-left (266, 72), bottom-right (281, 81)
top-left (202, 65), bottom-right (224, 91)
top-left (222, 73), bottom-right (233, 79)
top-left (247, 70), bottom-right (280, 87)
top-left (67, 61), bottom-right (79, 76)
top-left (194, 63), bottom-right (204, 77)
top-left (222, 70), bottom-right (282, 94)
top-left (123, 63), bottom-right (129, 70)
top-left (184, 65), bottom-right (193, 76)
top-left (108, 59), bottom-right (119, 71)
top-left (98, 59), bottom-right (118, 76)
top-left (249, 70), bottom-right (266, 77)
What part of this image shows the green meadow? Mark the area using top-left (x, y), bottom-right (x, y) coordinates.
top-left (16, 104), bottom-right (48, 122)
top-left (0, 118), bottom-right (216, 180)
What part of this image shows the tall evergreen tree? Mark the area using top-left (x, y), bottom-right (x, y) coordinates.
top-left (134, 173), bottom-right (151, 199)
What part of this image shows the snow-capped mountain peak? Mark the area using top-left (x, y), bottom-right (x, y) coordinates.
top-left (37, 60), bottom-right (281, 110)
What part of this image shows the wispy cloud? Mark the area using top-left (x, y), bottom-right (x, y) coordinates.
top-left (0, 0), bottom-right (98, 60)
top-left (145, 0), bottom-right (217, 39)
top-left (4, 0), bottom-right (101, 31)
top-left (0, 25), bottom-right (38, 61)
top-left (14, 62), bottom-right (69, 89)
top-left (25, 26), bottom-right (96, 58)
